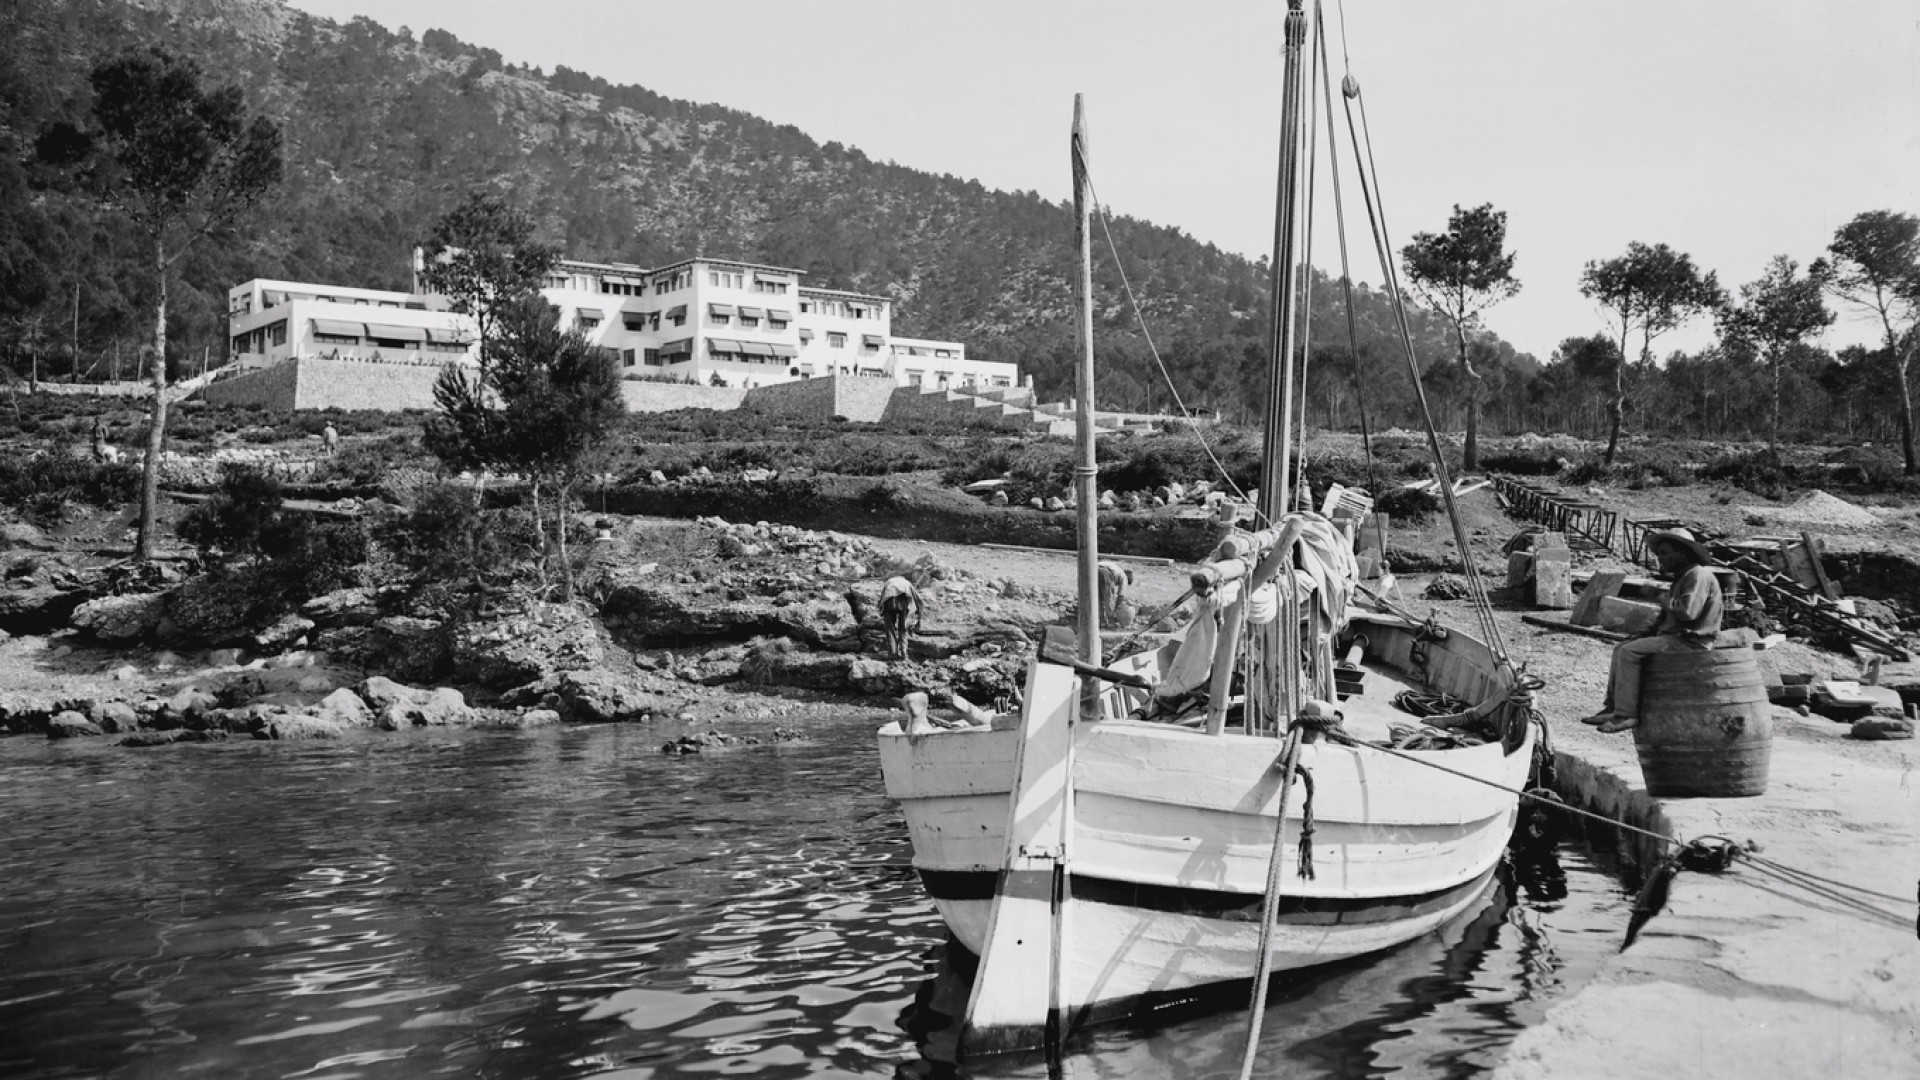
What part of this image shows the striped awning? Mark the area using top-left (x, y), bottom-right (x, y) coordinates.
top-left (666, 304), bottom-right (687, 318)
top-left (708, 303), bottom-right (736, 317)
top-left (311, 319), bottom-right (364, 338)
top-left (862, 334), bottom-right (885, 347)
top-left (737, 340), bottom-right (774, 357)
top-left (769, 343), bottom-right (799, 358)
top-left (425, 327), bottom-right (470, 345)
top-left (767, 309), bottom-right (792, 321)
top-left (575, 307), bottom-right (604, 320)
top-left (798, 329), bottom-right (814, 341)
top-left (366, 323), bottom-right (427, 342)
top-left (706, 338), bottom-right (741, 353)
top-left (659, 338), bottom-right (693, 357)
top-left (739, 306), bottom-right (767, 319)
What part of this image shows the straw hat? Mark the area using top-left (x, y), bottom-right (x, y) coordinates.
top-left (1647, 527), bottom-right (1710, 564)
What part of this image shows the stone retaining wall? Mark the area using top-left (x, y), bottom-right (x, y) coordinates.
top-left (621, 381), bottom-right (749, 413)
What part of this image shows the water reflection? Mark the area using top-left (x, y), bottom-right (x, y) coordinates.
top-left (0, 712), bottom-right (1624, 1079)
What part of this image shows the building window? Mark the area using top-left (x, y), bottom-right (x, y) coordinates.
top-left (828, 332), bottom-right (846, 348)
top-left (268, 321), bottom-right (288, 347)
top-left (751, 280), bottom-right (788, 294)
top-left (712, 312), bottom-right (731, 326)
top-left (624, 315), bottom-right (647, 331)
top-left (708, 270), bottom-right (743, 288)
top-left (798, 329), bottom-right (813, 344)
top-left (623, 349), bottom-right (637, 368)
top-left (313, 332), bottom-right (356, 345)
top-left (578, 315), bottom-right (601, 330)
top-left (799, 301), bottom-right (811, 313)
top-left (906, 370), bottom-right (923, 386)
top-left (644, 349), bottom-right (663, 367)
top-left (738, 315), bottom-right (757, 329)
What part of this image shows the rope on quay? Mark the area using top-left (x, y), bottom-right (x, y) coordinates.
top-left (1317, 729), bottom-right (1920, 941)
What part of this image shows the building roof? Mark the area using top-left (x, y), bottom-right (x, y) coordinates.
top-left (559, 255), bottom-right (809, 279)
top-left (799, 285), bottom-right (892, 304)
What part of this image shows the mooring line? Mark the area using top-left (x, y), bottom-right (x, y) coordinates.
top-left (1321, 730), bottom-right (1919, 924)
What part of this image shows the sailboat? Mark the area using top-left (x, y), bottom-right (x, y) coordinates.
top-left (876, 0), bottom-right (1541, 1057)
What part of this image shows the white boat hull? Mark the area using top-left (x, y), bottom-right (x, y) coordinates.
top-left (877, 617), bottom-right (1538, 1039)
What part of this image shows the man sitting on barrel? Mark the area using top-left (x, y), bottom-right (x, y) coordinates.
top-left (1584, 528), bottom-right (1723, 734)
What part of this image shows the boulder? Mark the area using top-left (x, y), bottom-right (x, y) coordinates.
top-left (369, 681), bottom-right (475, 729)
top-left (502, 670), bottom-right (678, 724)
top-left (47, 710), bottom-right (104, 739)
top-left (164, 576), bottom-right (258, 642)
top-left (313, 687), bottom-right (374, 728)
top-left (118, 730), bottom-right (189, 748)
top-left (256, 715), bottom-right (346, 740)
top-left (70, 592), bottom-right (166, 642)
top-left (358, 676), bottom-right (419, 711)
top-left (1597, 596), bottom-right (1662, 635)
top-left (162, 685), bottom-right (221, 727)
top-left (449, 603), bottom-right (604, 689)
top-left (253, 613), bottom-right (316, 651)
top-left (370, 616), bottom-right (449, 683)
top-left (206, 647), bottom-right (246, 667)
top-left (88, 701), bottom-right (140, 734)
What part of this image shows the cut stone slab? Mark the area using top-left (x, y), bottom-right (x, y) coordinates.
top-left (1596, 596), bottom-right (1661, 634)
top-left (1570, 570), bottom-right (1628, 626)
top-left (1533, 550), bottom-right (1573, 608)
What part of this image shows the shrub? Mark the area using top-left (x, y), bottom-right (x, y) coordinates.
top-left (1698, 449), bottom-right (1790, 499)
top-left (0, 450), bottom-right (142, 522)
top-left (1479, 449), bottom-right (1562, 476)
top-left (1376, 485), bottom-right (1441, 523)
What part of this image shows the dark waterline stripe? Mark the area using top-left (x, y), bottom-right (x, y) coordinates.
top-left (919, 866), bottom-right (1494, 926)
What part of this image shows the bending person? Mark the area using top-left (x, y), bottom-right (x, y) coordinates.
top-left (1584, 528), bottom-right (1723, 734)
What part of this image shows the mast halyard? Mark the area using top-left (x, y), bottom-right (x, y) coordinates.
top-left (1071, 95), bottom-right (1102, 685)
top-left (1260, 0), bottom-right (1312, 522)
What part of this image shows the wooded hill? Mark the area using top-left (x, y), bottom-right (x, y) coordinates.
top-left (4, 0), bottom-right (1910, 455)
top-left (1, 0), bottom-right (1484, 422)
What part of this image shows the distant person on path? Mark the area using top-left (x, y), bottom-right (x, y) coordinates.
top-left (322, 423), bottom-right (338, 456)
top-left (1583, 528), bottom-right (1723, 734)
top-left (879, 573), bottom-right (924, 660)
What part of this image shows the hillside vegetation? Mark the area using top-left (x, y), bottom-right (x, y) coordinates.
top-left (2, 0), bottom-right (1475, 424)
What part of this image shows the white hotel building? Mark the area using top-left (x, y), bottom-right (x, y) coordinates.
top-left (227, 256), bottom-right (1018, 392)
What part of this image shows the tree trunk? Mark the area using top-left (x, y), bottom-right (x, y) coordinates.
top-left (1604, 324), bottom-right (1630, 465)
top-left (1456, 327), bottom-right (1480, 472)
top-left (1770, 351), bottom-right (1782, 452)
top-left (556, 480), bottom-right (574, 603)
top-left (1894, 352), bottom-right (1916, 476)
top-left (134, 239), bottom-right (170, 562)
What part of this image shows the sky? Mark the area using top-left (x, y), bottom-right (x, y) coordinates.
top-left (283, 0), bottom-right (1918, 362)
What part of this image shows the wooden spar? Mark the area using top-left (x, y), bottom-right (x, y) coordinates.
top-left (1260, 0), bottom-right (1312, 521)
top-left (958, 663), bottom-right (1077, 1056)
top-left (1071, 94), bottom-right (1102, 683)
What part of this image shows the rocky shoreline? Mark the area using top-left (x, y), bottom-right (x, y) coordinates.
top-left (0, 516), bottom-right (1095, 749)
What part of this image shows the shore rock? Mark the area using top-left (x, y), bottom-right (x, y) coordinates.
top-left (256, 715), bottom-right (346, 740)
top-left (371, 616), bottom-right (449, 682)
top-left (164, 576), bottom-right (259, 642)
top-left (313, 687), bottom-right (374, 728)
top-left (71, 593), bottom-right (166, 641)
top-left (252, 613), bottom-right (315, 651)
top-left (450, 602), bottom-right (603, 689)
top-left (500, 670), bottom-right (678, 723)
top-left (88, 701), bottom-right (139, 733)
top-left (358, 677), bottom-right (474, 729)
top-left (47, 710), bottom-right (104, 739)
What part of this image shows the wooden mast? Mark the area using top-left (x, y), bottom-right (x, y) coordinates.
top-left (1071, 94), bottom-right (1102, 681)
top-left (1260, 0), bottom-right (1312, 521)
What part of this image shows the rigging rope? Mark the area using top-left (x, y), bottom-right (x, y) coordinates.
top-left (1237, 726), bottom-right (1307, 1080)
top-left (1338, 75), bottom-right (1509, 660)
top-left (1080, 170), bottom-right (1259, 514)
top-left (1315, 3), bottom-right (1380, 493)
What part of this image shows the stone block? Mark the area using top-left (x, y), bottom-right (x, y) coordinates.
top-left (1597, 596), bottom-right (1661, 634)
top-left (1507, 551), bottom-right (1533, 591)
top-left (1570, 570), bottom-right (1628, 626)
top-left (1532, 550), bottom-right (1573, 608)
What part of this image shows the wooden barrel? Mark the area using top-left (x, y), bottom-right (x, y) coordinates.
top-left (1634, 647), bottom-right (1771, 797)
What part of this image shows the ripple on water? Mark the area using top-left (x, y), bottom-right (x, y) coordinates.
top-left (0, 712), bottom-right (1627, 1078)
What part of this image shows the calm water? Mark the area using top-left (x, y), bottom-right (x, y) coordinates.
top-left (0, 708), bottom-right (1626, 1079)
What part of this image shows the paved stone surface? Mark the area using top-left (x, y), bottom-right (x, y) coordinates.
top-left (1472, 600), bottom-right (1920, 1080)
